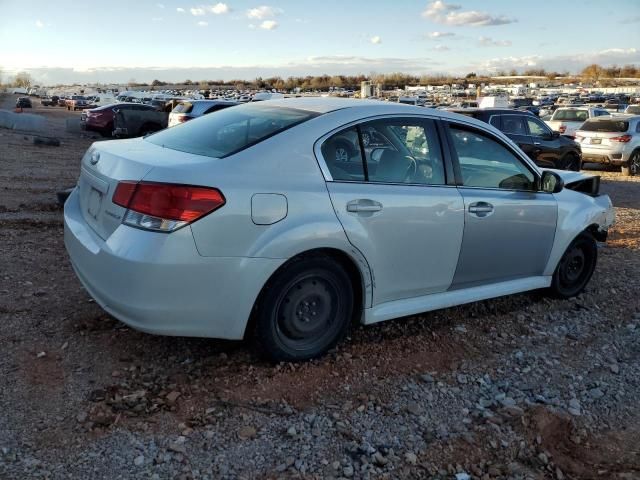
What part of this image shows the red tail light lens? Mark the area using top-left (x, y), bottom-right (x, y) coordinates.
top-left (558, 125), bottom-right (567, 133)
top-left (113, 181), bottom-right (225, 232)
top-left (610, 134), bottom-right (632, 143)
top-left (178, 115), bottom-right (191, 123)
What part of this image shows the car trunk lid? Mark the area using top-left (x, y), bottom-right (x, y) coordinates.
top-left (77, 138), bottom-right (217, 240)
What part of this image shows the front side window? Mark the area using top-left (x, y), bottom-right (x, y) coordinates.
top-left (526, 117), bottom-right (549, 137)
top-left (449, 126), bottom-right (536, 191)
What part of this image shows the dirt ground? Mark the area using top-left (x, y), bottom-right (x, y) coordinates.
top-left (0, 94), bottom-right (639, 480)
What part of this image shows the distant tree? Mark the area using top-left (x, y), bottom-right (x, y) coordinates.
top-left (509, 69), bottom-right (518, 76)
top-left (581, 64), bottom-right (603, 82)
top-left (151, 79), bottom-right (167, 86)
top-left (14, 71), bottom-right (32, 88)
top-left (183, 79), bottom-right (193, 85)
top-left (465, 72), bottom-right (477, 79)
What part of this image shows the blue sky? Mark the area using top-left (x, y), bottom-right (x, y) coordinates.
top-left (0, 0), bottom-right (638, 84)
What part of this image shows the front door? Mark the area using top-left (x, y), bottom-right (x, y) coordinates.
top-left (319, 117), bottom-right (465, 305)
top-left (445, 123), bottom-right (557, 289)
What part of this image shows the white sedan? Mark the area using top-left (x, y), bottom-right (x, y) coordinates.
top-left (65, 99), bottom-right (615, 361)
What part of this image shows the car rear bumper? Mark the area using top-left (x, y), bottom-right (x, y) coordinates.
top-left (64, 187), bottom-right (283, 340)
top-left (581, 147), bottom-right (630, 165)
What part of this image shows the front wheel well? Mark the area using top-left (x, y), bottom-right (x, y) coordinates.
top-left (245, 248), bottom-right (365, 339)
top-left (585, 223), bottom-right (607, 242)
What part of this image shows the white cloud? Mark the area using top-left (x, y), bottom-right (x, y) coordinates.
top-left (177, 7), bottom-right (185, 12)
top-left (478, 36), bottom-right (512, 47)
top-left (247, 5), bottom-right (282, 19)
top-left (427, 31), bottom-right (455, 39)
top-left (370, 36), bottom-right (382, 45)
top-left (431, 44), bottom-right (450, 51)
top-left (260, 20), bottom-right (278, 30)
top-left (209, 3), bottom-right (229, 14)
top-left (190, 7), bottom-right (206, 15)
top-left (422, 1), bottom-right (515, 26)
top-left (197, 20), bottom-right (209, 26)
top-left (35, 20), bottom-right (44, 28)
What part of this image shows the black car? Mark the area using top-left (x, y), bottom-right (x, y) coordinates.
top-left (448, 108), bottom-right (582, 171)
top-left (16, 97), bottom-right (32, 108)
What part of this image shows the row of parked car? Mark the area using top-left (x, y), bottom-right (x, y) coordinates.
top-left (448, 106), bottom-right (640, 176)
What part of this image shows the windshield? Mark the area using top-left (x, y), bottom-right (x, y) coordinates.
top-left (147, 102), bottom-right (319, 158)
top-left (580, 119), bottom-right (629, 132)
top-left (552, 109), bottom-right (589, 122)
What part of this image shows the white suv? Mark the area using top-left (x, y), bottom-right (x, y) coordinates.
top-left (576, 115), bottom-right (640, 176)
top-left (545, 107), bottom-right (610, 138)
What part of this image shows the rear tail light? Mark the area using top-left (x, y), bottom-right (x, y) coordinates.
top-left (610, 134), bottom-right (632, 143)
top-left (558, 125), bottom-right (567, 134)
top-left (178, 115), bottom-right (191, 123)
top-left (112, 181), bottom-right (225, 232)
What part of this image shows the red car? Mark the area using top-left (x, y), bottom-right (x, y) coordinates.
top-left (83, 103), bottom-right (154, 137)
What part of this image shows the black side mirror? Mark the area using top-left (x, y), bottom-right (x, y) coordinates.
top-left (541, 170), bottom-right (564, 193)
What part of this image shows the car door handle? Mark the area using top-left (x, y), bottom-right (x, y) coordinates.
top-left (533, 142), bottom-right (541, 146)
top-left (468, 202), bottom-right (494, 217)
top-left (346, 200), bottom-right (383, 213)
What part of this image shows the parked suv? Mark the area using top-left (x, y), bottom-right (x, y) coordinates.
top-left (449, 108), bottom-right (582, 170)
top-left (545, 107), bottom-right (610, 138)
top-left (576, 115), bottom-right (640, 176)
top-left (168, 100), bottom-right (238, 127)
top-left (16, 97), bottom-right (32, 108)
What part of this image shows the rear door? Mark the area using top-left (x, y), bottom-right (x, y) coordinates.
top-left (524, 115), bottom-right (565, 168)
top-left (495, 114), bottom-right (536, 159)
top-left (319, 116), bottom-right (465, 305)
top-left (443, 122), bottom-right (557, 289)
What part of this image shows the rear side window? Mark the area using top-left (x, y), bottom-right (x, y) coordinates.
top-left (580, 119), bottom-right (629, 132)
top-left (147, 103), bottom-right (319, 158)
top-left (321, 118), bottom-right (445, 185)
top-left (500, 115), bottom-right (527, 135)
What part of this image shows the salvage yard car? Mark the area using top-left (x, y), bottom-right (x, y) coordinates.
top-left (544, 107), bottom-right (610, 138)
top-left (168, 99), bottom-right (239, 127)
top-left (576, 115), bottom-right (640, 176)
top-left (64, 99), bottom-right (615, 361)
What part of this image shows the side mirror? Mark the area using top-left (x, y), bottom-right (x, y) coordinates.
top-left (541, 171), bottom-right (564, 193)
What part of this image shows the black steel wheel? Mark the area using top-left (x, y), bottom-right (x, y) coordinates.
top-left (255, 256), bottom-right (354, 362)
top-left (549, 233), bottom-right (597, 298)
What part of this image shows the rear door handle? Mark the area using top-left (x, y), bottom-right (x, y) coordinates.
top-left (468, 201), bottom-right (494, 217)
top-left (533, 142), bottom-right (541, 145)
top-left (346, 200), bottom-right (383, 213)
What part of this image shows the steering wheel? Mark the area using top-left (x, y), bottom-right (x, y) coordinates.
top-left (404, 157), bottom-right (418, 183)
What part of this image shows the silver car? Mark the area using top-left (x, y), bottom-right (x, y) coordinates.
top-left (576, 115), bottom-right (640, 176)
top-left (64, 99), bottom-right (615, 361)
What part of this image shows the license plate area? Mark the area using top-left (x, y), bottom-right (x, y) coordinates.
top-left (590, 138), bottom-right (601, 144)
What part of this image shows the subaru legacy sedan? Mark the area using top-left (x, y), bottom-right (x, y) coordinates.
top-left (64, 99), bottom-right (615, 361)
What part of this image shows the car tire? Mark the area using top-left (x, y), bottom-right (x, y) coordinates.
top-left (549, 232), bottom-right (597, 299)
top-left (621, 150), bottom-right (640, 177)
top-left (254, 255), bottom-right (354, 362)
top-left (563, 153), bottom-right (581, 171)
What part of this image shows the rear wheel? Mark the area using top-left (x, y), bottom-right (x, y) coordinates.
top-left (622, 150), bottom-right (640, 177)
top-left (563, 153), bottom-right (581, 171)
top-left (254, 256), bottom-right (354, 362)
top-left (549, 232), bottom-right (597, 298)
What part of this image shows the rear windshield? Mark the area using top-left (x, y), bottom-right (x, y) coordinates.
top-left (580, 119), bottom-right (629, 132)
top-left (552, 109), bottom-right (589, 122)
top-left (172, 102), bottom-right (193, 114)
top-left (147, 103), bottom-right (319, 158)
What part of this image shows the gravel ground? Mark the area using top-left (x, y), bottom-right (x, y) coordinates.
top-left (1, 94), bottom-right (639, 480)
